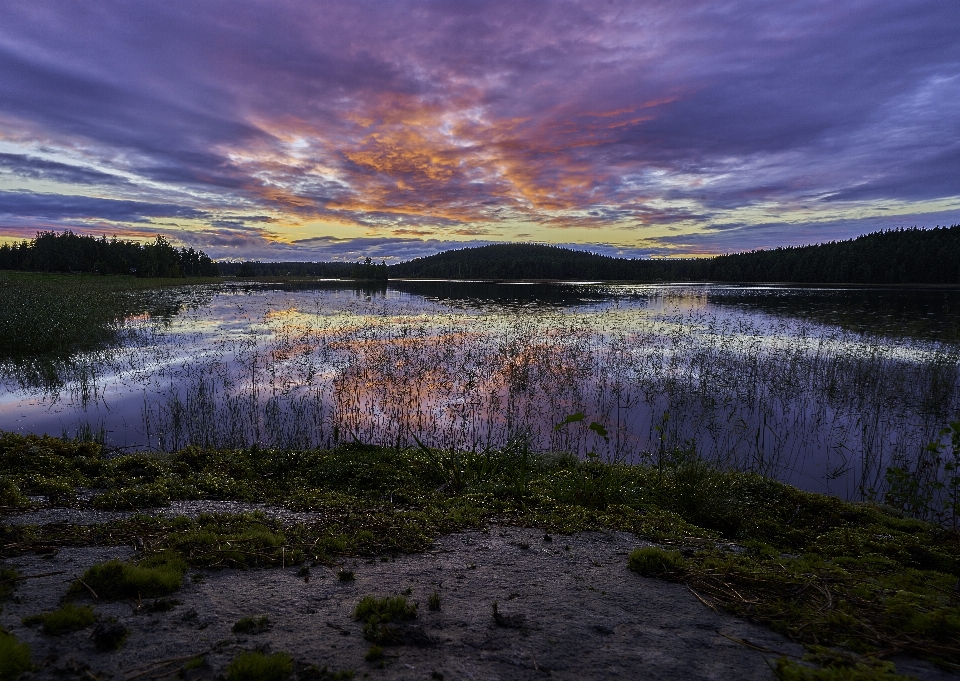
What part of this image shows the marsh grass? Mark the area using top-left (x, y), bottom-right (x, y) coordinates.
top-left (226, 651), bottom-right (293, 681)
top-left (354, 596), bottom-right (417, 645)
top-left (0, 271), bottom-right (214, 360)
top-left (233, 616), bottom-right (271, 634)
top-left (0, 631), bottom-right (31, 681)
top-left (22, 602), bottom-right (96, 635)
top-left (70, 552), bottom-right (186, 600)
top-left (627, 547), bottom-right (686, 577)
top-left (3, 434), bottom-right (960, 669)
top-left (774, 647), bottom-right (915, 680)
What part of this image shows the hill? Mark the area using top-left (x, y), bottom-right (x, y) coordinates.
top-left (387, 226), bottom-right (960, 284)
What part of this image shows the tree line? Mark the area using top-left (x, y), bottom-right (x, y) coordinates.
top-left (0, 231), bottom-right (219, 278)
top-left (388, 226), bottom-right (960, 284)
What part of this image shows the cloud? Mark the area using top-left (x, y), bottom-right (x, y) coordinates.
top-left (0, 0), bottom-right (956, 257)
top-left (0, 153), bottom-right (131, 186)
top-left (0, 190), bottom-right (207, 222)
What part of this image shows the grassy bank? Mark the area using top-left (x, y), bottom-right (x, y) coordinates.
top-left (1, 433), bottom-right (959, 676)
top-left (0, 271), bottom-right (220, 359)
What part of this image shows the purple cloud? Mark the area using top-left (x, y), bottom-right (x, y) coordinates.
top-left (0, 0), bottom-right (957, 258)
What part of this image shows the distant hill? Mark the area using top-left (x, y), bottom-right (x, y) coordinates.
top-left (387, 226), bottom-right (960, 284)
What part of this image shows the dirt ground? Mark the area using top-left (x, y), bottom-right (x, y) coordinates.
top-left (2, 524), bottom-right (956, 681)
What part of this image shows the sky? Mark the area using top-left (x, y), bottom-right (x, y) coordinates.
top-left (0, 1), bottom-right (958, 262)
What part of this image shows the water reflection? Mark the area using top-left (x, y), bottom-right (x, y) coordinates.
top-left (2, 280), bottom-right (959, 502)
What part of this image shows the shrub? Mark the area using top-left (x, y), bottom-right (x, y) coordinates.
top-left (627, 546), bottom-right (686, 577)
top-left (70, 553), bottom-right (186, 600)
top-left (226, 651), bottom-right (293, 681)
top-left (22, 602), bottom-right (96, 635)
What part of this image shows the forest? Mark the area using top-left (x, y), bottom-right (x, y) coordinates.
top-left (388, 226), bottom-right (960, 284)
top-left (0, 231), bottom-right (219, 278)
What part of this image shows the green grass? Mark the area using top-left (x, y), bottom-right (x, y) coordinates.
top-left (3, 434), bottom-right (960, 672)
top-left (22, 602), bottom-right (96, 635)
top-left (0, 568), bottom-right (19, 602)
top-left (354, 596), bottom-right (417, 645)
top-left (0, 631), bottom-right (31, 681)
top-left (0, 271), bottom-right (216, 360)
top-left (232, 616), bottom-right (270, 634)
top-left (69, 552), bottom-right (186, 600)
top-left (774, 648), bottom-right (916, 680)
top-left (627, 547), bottom-right (686, 577)
top-left (226, 651), bottom-right (293, 681)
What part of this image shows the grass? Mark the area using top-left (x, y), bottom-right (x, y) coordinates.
top-left (22, 603), bottom-right (96, 635)
top-left (627, 547), bottom-right (686, 577)
top-left (354, 596), bottom-right (417, 645)
top-left (69, 552), bottom-right (187, 600)
top-left (428, 590), bottom-right (441, 611)
top-left (0, 631), bottom-right (31, 681)
top-left (233, 616), bottom-right (270, 634)
top-left (226, 651), bottom-right (293, 681)
top-left (774, 648), bottom-right (916, 680)
top-left (0, 271), bottom-right (217, 360)
top-left (3, 434), bottom-right (960, 674)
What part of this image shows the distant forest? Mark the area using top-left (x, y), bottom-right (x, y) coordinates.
top-left (0, 231), bottom-right (219, 278)
top-left (4, 226), bottom-right (959, 284)
top-left (388, 226), bottom-right (960, 284)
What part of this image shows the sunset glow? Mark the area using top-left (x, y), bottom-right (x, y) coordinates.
top-left (0, 1), bottom-right (957, 261)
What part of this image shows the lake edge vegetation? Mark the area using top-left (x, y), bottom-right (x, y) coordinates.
top-left (1, 432), bottom-right (959, 679)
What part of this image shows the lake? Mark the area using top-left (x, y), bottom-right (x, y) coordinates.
top-left (2, 279), bottom-right (959, 502)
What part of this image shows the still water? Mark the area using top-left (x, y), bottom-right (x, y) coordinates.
top-left (2, 280), bottom-right (959, 500)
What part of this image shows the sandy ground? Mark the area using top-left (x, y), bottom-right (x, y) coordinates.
top-left (2, 525), bottom-right (956, 681)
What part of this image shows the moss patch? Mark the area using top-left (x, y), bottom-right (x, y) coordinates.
top-left (354, 595), bottom-right (417, 645)
top-left (0, 630), bottom-right (32, 681)
top-left (226, 651), bottom-right (293, 681)
top-left (70, 552), bottom-right (186, 600)
top-left (22, 602), bottom-right (96, 635)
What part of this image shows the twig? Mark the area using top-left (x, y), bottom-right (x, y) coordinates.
top-left (125, 643), bottom-right (223, 680)
top-left (0, 570), bottom-right (66, 585)
top-left (76, 577), bottom-right (99, 600)
top-left (686, 584), bottom-right (718, 612)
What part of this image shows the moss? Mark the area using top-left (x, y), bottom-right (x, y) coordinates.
top-left (0, 568), bottom-right (19, 601)
top-left (3, 435), bottom-right (960, 667)
top-left (225, 651), bottom-right (293, 681)
top-left (627, 547), bottom-right (686, 577)
top-left (0, 630), bottom-right (32, 681)
top-left (70, 552), bottom-right (186, 600)
top-left (232, 616), bottom-right (270, 634)
top-left (774, 648), bottom-right (916, 680)
top-left (0, 477), bottom-right (27, 507)
top-left (22, 602), bottom-right (96, 635)
top-left (354, 595), bottom-right (417, 645)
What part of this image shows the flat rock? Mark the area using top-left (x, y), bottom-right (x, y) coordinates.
top-left (1, 527), bottom-right (954, 680)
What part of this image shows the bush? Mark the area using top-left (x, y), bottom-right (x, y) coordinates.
top-left (22, 602), bottom-right (96, 635)
top-left (70, 553), bottom-right (186, 600)
top-left (0, 631), bottom-right (32, 681)
top-left (226, 651), bottom-right (293, 681)
top-left (628, 546), bottom-right (686, 577)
